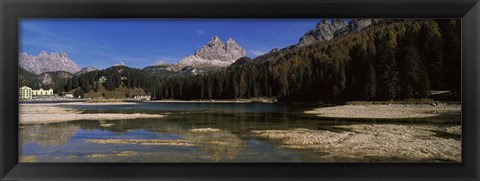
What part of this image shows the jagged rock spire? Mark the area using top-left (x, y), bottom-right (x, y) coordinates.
top-left (180, 36), bottom-right (246, 66)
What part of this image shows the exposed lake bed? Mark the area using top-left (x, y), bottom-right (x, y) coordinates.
top-left (19, 101), bottom-right (461, 162)
top-left (252, 124), bottom-right (461, 162)
top-left (19, 103), bottom-right (165, 124)
top-left (305, 103), bottom-right (461, 120)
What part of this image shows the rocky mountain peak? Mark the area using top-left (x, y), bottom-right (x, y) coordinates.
top-left (39, 51), bottom-right (48, 55)
top-left (226, 38), bottom-right (242, 52)
top-left (298, 19), bottom-right (379, 47)
top-left (210, 36), bottom-right (222, 43)
top-left (19, 51), bottom-right (80, 74)
top-left (298, 19), bottom-right (348, 46)
top-left (226, 37), bottom-right (235, 42)
top-left (317, 19), bottom-right (329, 26)
top-left (332, 19), bottom-right (347, 29)
top-left (113, 62), bottom-right (126, 67)
top-left (180, 36), bottom-right (246, 67)
top-left (348, 19), bottom-right (381, 31)
top-left (334, 19), bottom-right (382, 37)
top-left (58, 53), bottom-right (68, 59)
top-left (205, 36), bottom-right (225, 48)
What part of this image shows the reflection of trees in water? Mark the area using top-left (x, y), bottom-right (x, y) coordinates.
top-left (18, 109), bottom-right (323, 161)
top-left (167, 111), bottom-right (319, 132)
top-left (79, 119), bottom-right (186, 134)
top-left (19, 123), bottom-right (80, 148)
top-left (66, 111), bottom-right (317, 161)
top-left (71, 110), bottom-right (321, 135)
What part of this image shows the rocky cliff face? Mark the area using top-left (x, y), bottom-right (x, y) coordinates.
top-left (334, 19), bottom-right (382, 37)
top-left (298, 19), bottom-right (347, 46)
top-left (298, 19), bottom-right (381, 47)
top-left (19, 51), bottom-right (80, 74)
top-left (179, 36), bottom-right (247, 66)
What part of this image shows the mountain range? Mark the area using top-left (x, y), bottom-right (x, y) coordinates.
top-left (19, 19), bottom-right (379, 89)
top-left (18, 19), bottom-right (460, 102)
top-left (20, 19), bottom-right (379, 75)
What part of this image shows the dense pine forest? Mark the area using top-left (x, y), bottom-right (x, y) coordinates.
top-left (55, 19), bottom-right (460, 103)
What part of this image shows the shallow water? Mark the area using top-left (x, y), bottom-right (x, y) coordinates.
top-left (19, 102), bottom-right (459, 162)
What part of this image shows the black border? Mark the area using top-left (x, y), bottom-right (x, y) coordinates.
top-left (1, 0), bottom-right (479, 180)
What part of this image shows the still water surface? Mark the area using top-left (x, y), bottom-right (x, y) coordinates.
top-left (19, 102), bottom-right (454, 162)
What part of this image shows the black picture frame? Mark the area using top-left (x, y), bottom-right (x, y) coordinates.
top-left (1, 0), bottom-right (479, 180)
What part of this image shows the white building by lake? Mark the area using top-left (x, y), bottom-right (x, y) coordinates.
top-left (19, 86), bottom-right (54, 99)
top-left (133, 93), bottom-right (151, 101)
top-left (19, 86), bottom-right (33, 99)
top-left (32, 88), bottom-right (54, 96)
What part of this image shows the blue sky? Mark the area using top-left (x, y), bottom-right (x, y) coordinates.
top-left (20, 19), bottom-right (348, 69)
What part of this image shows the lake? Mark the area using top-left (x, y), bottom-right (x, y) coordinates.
top-left (19, 102), bottom-right (460, 162)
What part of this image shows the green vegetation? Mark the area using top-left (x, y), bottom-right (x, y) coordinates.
top-left (19, 68), bottom-right (72, 93)
top-left (63, 66), bottom-right (153, 98)
top-left (19, 67), bottom-right (39, 88)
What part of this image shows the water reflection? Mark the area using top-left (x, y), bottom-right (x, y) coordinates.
top-left (181, 129), bottom-right (245, 161)
top-left (17, 102), bottom-right (371, 162)
top-left (19, 116), bottom-right (253, 162)
top-left (20, 123), bottom-right (80, 148)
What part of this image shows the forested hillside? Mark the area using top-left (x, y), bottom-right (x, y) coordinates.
top-left (19, 67), bottom-right (73, 93)
top-left (58, 19), bottom-right (460, 103)
top-left (147, 19), bottom-right (460, 102)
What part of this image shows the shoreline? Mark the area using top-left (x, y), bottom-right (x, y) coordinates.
top-left (20, 101), bottom-right (138, 106)
top-left (305, 103), bottom-right (461, 120)
top-left (19, 103), bottom-right (164, 125)
top-left (20, 98), bottom-right (278, 104)
top-left (149, 98), bottom-right (276, 104)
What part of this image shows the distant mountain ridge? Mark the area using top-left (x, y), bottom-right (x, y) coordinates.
top-left (19, 51), bottom-right (81, 74)
top-left (18, 18), bottom-right (377, 94)
top-left (19, 19), bottom-right (379, 87)
top-left (18, 19), bottom-right (377, 76)
top-left (76, 66), bottom-right (97, 75)
top-left (250, 19), bottom-right (383, 65)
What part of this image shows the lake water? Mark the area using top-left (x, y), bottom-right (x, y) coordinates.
top-left (19, 102), bottom-right (459, 162)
